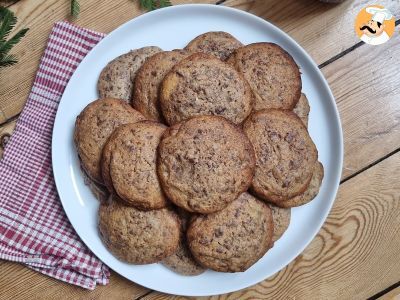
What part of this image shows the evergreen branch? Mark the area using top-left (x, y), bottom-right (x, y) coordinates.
top-left (0, 53), bottom-right (17, 67)
top-left (70, 0), bottom-right (80, 18)
top-left (0, 6), bottom-right (29, 69)
top-left (0, 27), bottom-right (28, 56)
top-left (139, 0), bottom-right (172, 11)
top-left (0, 6), bottom-right (17, 43)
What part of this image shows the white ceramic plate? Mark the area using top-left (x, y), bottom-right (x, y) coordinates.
top-left (52, 4), bottom-right (343, 296)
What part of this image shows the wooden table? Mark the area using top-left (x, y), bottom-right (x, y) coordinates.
top-left (0, 0), bottom-right (399, 299)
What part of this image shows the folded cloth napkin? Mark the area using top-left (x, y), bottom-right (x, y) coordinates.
top-left (0, 21), bottom-right (109, 290)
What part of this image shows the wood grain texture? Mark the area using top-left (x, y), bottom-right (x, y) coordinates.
top-left (223, 0), bottom-right (399, 65)
top-left (3, 0), bottom-right (399, 123)
top-left (0, 0), bottom-right (216, 123)
top-left (379, 286), bottom-right (400, 300)
top-left (3, 24), bottom-right (398, 181)
top-left (1, 0), bottom-right (399, 299)
top-left (0, 0), bottom-right (19, 7)
top-left (142, 151), bottom-right (400, 300)
top-left (0, 260), bottom-right (148, 300)
top-left (323, 34), bottom-right (400, 179)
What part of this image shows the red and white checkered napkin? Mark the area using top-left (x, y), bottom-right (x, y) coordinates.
top-left (0, 22), bottom-right (109, 289)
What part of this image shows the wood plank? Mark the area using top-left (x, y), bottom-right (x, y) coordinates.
top-left (0, 260), bottom-right (148, 300)
top-left (1, 0), bottom-right (399, 298)
top-left (3, 19), bottom-right (398, 181)
top-left (0, 0), bottom-right (216, 123)
top-left (223, 0), bottom-right (400, 65)
top-left (140, 30), bottom-right (400, 299)
top-left (142, 151), bottom-right (400, 300)
top-left (2, 1), bottom-right (399, 182)
top-left (322, 33), bottom-right (400, 179)
top-left (0, 0), bottom-right (20, 7)
top-left (3, 0), bottom-right (399, 123)
top-left (379, 286), bottom-right (400, 300)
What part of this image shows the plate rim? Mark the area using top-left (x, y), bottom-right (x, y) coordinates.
top-left (52, 3), bottom-right (344, 296)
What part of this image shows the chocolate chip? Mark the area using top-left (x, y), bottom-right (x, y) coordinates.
top-left (214, 228), bottom-right (223, 237)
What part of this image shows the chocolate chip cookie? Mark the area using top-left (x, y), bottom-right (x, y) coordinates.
top-left (185, 31), bottom-right (243, 61)
top-left (270, 205), bottom-right (291, 242)
top-left (160, 53), bottom-right (253, 125)
top-left (293, 93), bottom-right (310, 127)
top-left (157, 115), bottom-right (255, 213)
top-left (98, 46), bottom-right (162, 102)
top-left (74, 98), bottom-right (145, 184)
top-left (187, 192), bottom-right (273, 272)
top-left (228, 42), bottom-right (301, 110)
top-left (243, 109), bottom-right (317, 204)
top-left (278, 161), bottom-right (324, 208)
top-left (106, 121), bottom-right (168, 210)
top-left (162, 209), bottom-right (205, 276)
top-left (98, 196), bottom-right (180, 264)
top-left (133, 50), bottom-right (192, 122)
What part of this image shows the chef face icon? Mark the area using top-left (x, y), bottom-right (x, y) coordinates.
top-left (355, 6), bottom-right (395, 45)
top-left (360, 19), bottom-right (385, 37)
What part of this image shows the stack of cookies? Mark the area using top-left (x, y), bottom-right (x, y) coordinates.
top-left (74, 32), bottom-right (324, 275)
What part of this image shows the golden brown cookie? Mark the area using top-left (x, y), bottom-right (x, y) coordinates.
top-left (162, 209), bottom-right (205, 276)
top-left (278, 161), bottom-right (324, 208)
top-left (243, 109), bottom-right (318, 204)
top-left (184, 31), bottom-right (243, 61)
top-left (293, 93), bottom-right (310, 127)
top-left (270, 205), bottom-right (291, 242)
top-left (160, 53), bottom-right (253, 125)
top-left (105, 121), bottom-right (168, 210)
top-left (74, 98), bottom-right (145, 184)
top-left (98, 196), bottom-right (180, 264)
top-left (187, 193), bottom-right (273, 272)
top-left (133, 50), bottom-right (192, 122)
top-left (81, 162), bottom-right (109, 203)
top-left (228, 42), bottom-right (301, 110)
top-left (157, 115), bottom-right (255, 213)
top-left (101, 130), bottom-right (120, 194)
top-left (97, 46), bottom-right (162, 102)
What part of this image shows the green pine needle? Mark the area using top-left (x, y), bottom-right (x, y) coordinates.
top-left (0, 53), bottom-right (17, 67)
top-left (139, 0), bottom-right (172, 11)
top-left (0, 27), bottom-right (28, 56)
top-left (0, 6), bottom-right (17, 44)
top-left (68, 0), bottom-right (172, 19)
top-left (0, 6), bottom-right (29, 69)
top-left (70, 0), bottom-right (80, 18)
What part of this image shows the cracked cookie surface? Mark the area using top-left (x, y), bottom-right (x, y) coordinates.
top-left (106, 121), bottom-right (168, 210)
top-left (187, 192), bottom-right (273, 272)
top-left (98, 196), bottom-right (180, 264)
top-left (98, 46), bottom-right (162, 102)
top-left (133, 50), bottom-right (191, 122)
top-left (160, 53), bottom-right (253, 125)
top-left (228, 42), bottom-right (301, 110)
top-left (243, 109), bottom-right (317, 204)
top-left (74, 98), bottom-right (145, 184)
top-left (185, 31), bottom-right (243, 61)
top-left (157, 115), bottom-right (255, 213)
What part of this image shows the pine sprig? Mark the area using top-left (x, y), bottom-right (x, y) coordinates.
top-left (0, 27), bottom-right (28, 55)
top-left (0, 6), bottom-right (17, 43)
top-left (68, 0), bottom-right (172, 19)
top-left (70, 0), bottom-right (80, 19)
top-left (0, 53), bottom-right (17, 67)
top-left (139, 0), bottom-right (172, 11)
top-left (0, 6), bottom-right (29, 68)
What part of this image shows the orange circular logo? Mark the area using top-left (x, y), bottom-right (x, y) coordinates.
top-left (354, 5), bottom-right (395, 45)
